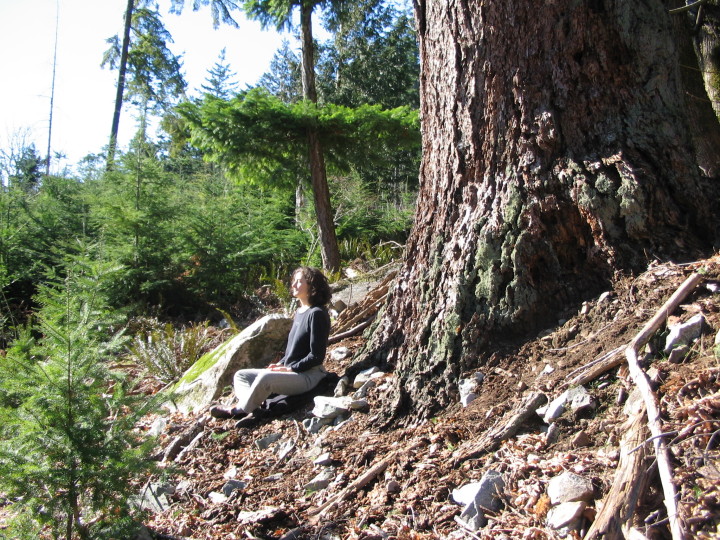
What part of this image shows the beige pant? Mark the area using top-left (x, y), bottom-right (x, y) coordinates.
top-left (233, 366), bottom-right (327, 413)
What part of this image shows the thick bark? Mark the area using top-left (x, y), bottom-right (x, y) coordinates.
top-left (300, 1), bottom-right (340, 272)
top-left (672, 0), bottom-right (720, 177)
top-left (108, 0), bottom-right (134, 169)
top-left (357, 0), bottom-right (717, 421)
top-left (692, 0), bottom-right (720, 121)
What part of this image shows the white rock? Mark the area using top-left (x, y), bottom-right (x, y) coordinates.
top-left (304, 468), bottom-right (335, 491)
top-left (208, 491), bottom-right (228, 504)
top-left (547, 471), bottom-right (594, 505)
top-left (664, 313), bottom-right (705, 353)
top-left (313, 452), bottom-right (333, 466)
top-left (330, 347), bottom-right (350, 361)
top-left (546, 501), bottom-right (586, 530)
top-left (148, 417), bottom-right (167, 438)
top-left (353, 367), bottom-right (381, 388)
top-left (255, 433), bottom-right (282, 450)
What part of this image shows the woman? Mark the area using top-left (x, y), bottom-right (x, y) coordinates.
top-left (209, 266), bottom-right (332, 422)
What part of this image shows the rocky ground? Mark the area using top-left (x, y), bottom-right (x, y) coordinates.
top-left (140, 256), bottom-right (720, 539)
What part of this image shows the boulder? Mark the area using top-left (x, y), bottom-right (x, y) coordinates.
top-left (166, 314), bottom-right (292, 414)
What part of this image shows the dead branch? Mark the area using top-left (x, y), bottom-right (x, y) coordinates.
top-left (453, 392), bottom-right (547, 466)
top-left (328, 316), bottom-right (376, 344)
top-left (585, 406), bottom-right (650, 539)
top-left (308, 450), bottom-right (398, 518)
top-left (624, 272), bottom-right (702, 540)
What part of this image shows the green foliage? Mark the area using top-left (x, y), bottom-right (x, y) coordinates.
top-left (128, 318), bottom-right (219, 383)
top-left (177, 88), bottom-right (420, 187)
top-left (0, 246), bottom-right (159, 539)
top-left (103, 4), bottom-right (186, 114)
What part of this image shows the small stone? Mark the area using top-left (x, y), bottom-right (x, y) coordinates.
top-left (546, 501), bottom-right (586, 530)
top-left (572, 431), bottom-right (591, 448)
top-left (330, 347), bottom-right (349, 361)
top-left (222, 479), bottom-right (247, 497)
top-left (304, 468), bottom-right (335, 492)
top-left (313, 452), bottom-right (333, 466)
top-left (208, 491), bottom-right (228, 504)
top-left (352, 379), bottom-right (375, 399)
top-left (664, 313), bottom-right (705, 353)
top-left (667, 344), bottom-right (690, 364)
top-left (386, 480), bottom-right (401, 493)
top-left (353, 367), bottom-right (380, 388)
top-left (547, 471), bottom-right (594, 505)
top-left (255, 433), bottom-right (282, 450)
top-left (148, 417), bottom-right (167, 437)
top-left (546, 423), bottom-right (560, 445)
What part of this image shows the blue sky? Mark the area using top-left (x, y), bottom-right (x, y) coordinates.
top-left (0, 0), bottom-right (295, 170)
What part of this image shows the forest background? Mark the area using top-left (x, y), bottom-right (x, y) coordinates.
top-left (0, 0), bottom-right (420, 536)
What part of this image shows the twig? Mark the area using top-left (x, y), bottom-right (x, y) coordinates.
top-left (308, 450), bottom-right (398, 517)
top-left (624, 272), bottom-right (703, 540)
top-left (668, 0), bottom-right (705, 14)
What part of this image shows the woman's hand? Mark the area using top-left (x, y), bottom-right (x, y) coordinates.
top-left (267, 363), bottom-right (292, 372)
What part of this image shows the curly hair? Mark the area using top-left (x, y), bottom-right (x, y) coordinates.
top-left (294, 266), bottom-right (332, 307)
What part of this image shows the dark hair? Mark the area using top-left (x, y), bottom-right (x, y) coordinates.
top-left (294, 266), bottom-right (332, 307)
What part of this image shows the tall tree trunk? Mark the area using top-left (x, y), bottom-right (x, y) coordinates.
top-left (46, 0), bottom-right (60, 176)
top-left (671, 0), bottom-right (720, 177)
top-left (357, 0), bottom-right (717, 421)
top-left (107, 0), bottom-right (135, 170)
top-left (300, 0), bottom-right (340, 272)
top-left (690, 0), bottom-right (720, 121)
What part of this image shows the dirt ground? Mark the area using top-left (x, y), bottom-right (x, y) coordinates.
top-left (141, 256), bottom-right (720, 539)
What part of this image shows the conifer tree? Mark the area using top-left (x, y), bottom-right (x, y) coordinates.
top-left (0, 245), bottom-right (160, 539)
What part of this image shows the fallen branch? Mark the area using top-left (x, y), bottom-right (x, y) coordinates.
top-left (567, 345), bottom-right (624, 387)
top-left (584, 407), bottom-right (650, 539)
top-left (586, 272), bottom-right (702, 540)
top-left (453, 392), bottom-right (547, 466)
top-left (328, 316), bottom-right (376, 344)
top-left (308, 450), bottom-right (398, 518)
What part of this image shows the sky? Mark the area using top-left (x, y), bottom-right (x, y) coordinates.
top-left (0, 0), bottom-right (297, 171)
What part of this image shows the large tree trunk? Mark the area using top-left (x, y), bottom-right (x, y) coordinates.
top-left (358, 0), bottom-right (717, 421)
top-left (671, 0), bottom-right (720, 177)
top-left (300, 1), bottom-right (341, 272)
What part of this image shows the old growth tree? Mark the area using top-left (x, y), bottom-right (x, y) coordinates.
top-left (359, 0), bottom-right (719, 420)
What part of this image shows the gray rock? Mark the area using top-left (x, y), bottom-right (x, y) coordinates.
top-left (353, 367), bottom-right (380, 388)
top-left (547, 471), bottom-right (594, 505)
top-left (303, 416), bottom-right (332, 434)
top-left (304, 468), bottom-right (335, 492)
top-left (668, 344), bottom-right (690, 363)
top-left (134, 482), bottom-right (172, 513)
top-left (664, 313), bottom-right (705, 353)
top-left (353, 380), bottom-right (376, 399)
top-left (255, 433), bottom-right (282, 450)
top-left (539, 386), bottom-right (595, 423)
top-left (459, 378), bottom-right (479, 407)
top-left (313, 452), bottom-right (333, 466)
top-left (167, 315), bottom-right (293, 414)
top-left (222, 479), bottom-right (247, 497)
top-left (457, 501), bottom-right (487, 530)
top-left (546, 501), bottom-right (586, 530)
top-left (451, 470), bottom-right (505, 511)
top-left (330, 346), bottom-right (350, 361)
top-left (312, 396), bottom-right (365, 419)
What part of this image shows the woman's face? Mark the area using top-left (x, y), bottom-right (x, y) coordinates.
top-left (291, 271), bottom-right (310, 305)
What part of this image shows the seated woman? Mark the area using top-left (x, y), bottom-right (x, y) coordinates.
top-left (210, 266), bottom-right (332, 423)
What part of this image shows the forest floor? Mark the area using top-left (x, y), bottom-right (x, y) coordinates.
top-left (141, 255), bottom-right (720, 539)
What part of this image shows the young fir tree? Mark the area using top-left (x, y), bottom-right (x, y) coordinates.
top-left (0, 245), bottom-right (160, 539)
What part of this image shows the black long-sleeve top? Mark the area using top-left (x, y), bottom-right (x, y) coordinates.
top-left (280, 306), bottom-right (331, 372)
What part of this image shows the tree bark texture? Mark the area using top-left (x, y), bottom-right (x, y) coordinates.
top-left (672, 0), bottom-right (720, 177)
top-left (359, 0), bottom-right (717, 420)
top-left (691, 0), bottom-right (720, 121)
